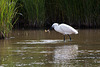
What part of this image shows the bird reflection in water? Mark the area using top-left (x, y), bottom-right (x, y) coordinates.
top-left (54, 45), bottom-right (78, 65)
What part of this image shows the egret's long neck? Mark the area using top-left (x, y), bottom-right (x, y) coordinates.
top-left (54, 25), bottom-right (59, 32)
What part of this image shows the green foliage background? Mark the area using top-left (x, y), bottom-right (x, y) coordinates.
top-left (0, 0), bottom-right (100, 38)
top-left (16, 0), bottom-right (100, 28)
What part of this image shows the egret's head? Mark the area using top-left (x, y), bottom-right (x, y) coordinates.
top-left (52, 23), bottom-right (59, 28)
top-left (46, 23), bottom-right (59, 32)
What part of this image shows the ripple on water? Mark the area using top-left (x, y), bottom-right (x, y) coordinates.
top-left (54, 45), bottom-right (78, 63)
top-left (16, 40), bottom-right (63, 44)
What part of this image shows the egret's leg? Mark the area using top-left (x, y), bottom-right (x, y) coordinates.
top-left (64, 35), bottom-right (65, 41)
top-left (68, 34), bottom-right (71, 41)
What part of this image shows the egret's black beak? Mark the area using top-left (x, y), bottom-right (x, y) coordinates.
top-left (49, 26), bottom-right (53, 30)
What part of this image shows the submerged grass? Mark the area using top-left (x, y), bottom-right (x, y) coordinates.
top-left (0, 0), bottom-right (17, 38)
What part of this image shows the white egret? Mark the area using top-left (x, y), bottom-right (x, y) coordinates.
top-left (47, 23), bottom-right (78, 41)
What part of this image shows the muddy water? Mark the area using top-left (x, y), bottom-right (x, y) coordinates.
top-left (0, 29), bottom-right (100, 67)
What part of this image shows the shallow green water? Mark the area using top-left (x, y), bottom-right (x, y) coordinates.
top-left (0, 29), bottom-right (100, 67)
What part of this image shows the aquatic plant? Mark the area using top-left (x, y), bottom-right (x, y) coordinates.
top-left (0, 0), bottom-right (17, 38)
top-left (12, 0), bottom-right (100, 28)
top-left (21, 0), bottom-right (45, 27)
top-left (45, 0), bottom-right (100, 28)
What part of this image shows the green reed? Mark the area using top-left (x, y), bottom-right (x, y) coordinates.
top-left (58, 0), bottom-right (100, 27)
top-left (22, 0), bottom-right (45, 27)
top-left (0, 0), bottom-right (17, 38)
top-left (44, 0), bottom-right (100, 28)
top-left (14, 0), bottom-right (100, 28)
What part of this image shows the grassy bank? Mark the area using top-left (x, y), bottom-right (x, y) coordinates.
top-left (0, 0), bottom-right (17, 38)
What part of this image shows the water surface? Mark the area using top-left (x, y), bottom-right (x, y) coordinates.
top-left (0, 29), bottom-right (100, 67)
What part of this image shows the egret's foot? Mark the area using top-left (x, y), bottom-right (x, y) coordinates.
top-left (64, 39), bottom-right (66, 42)
top-left (64, 35), bottom-right (66, 42)
top-left (67, 34), bottom-right (71, 41)
top-left (69, 37), bottom-right (71, 41)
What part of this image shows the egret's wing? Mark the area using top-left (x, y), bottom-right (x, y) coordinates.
top-left (59, 24), bottom-right (78, 34)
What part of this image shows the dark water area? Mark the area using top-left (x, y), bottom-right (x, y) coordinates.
top-left (0, 29), bottom-right (100, 67)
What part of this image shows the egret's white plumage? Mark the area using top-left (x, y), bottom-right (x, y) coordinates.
top-left (51, 23), bottom-right (78, 41)
top-left (52, 23), bottom-right (78, 35)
